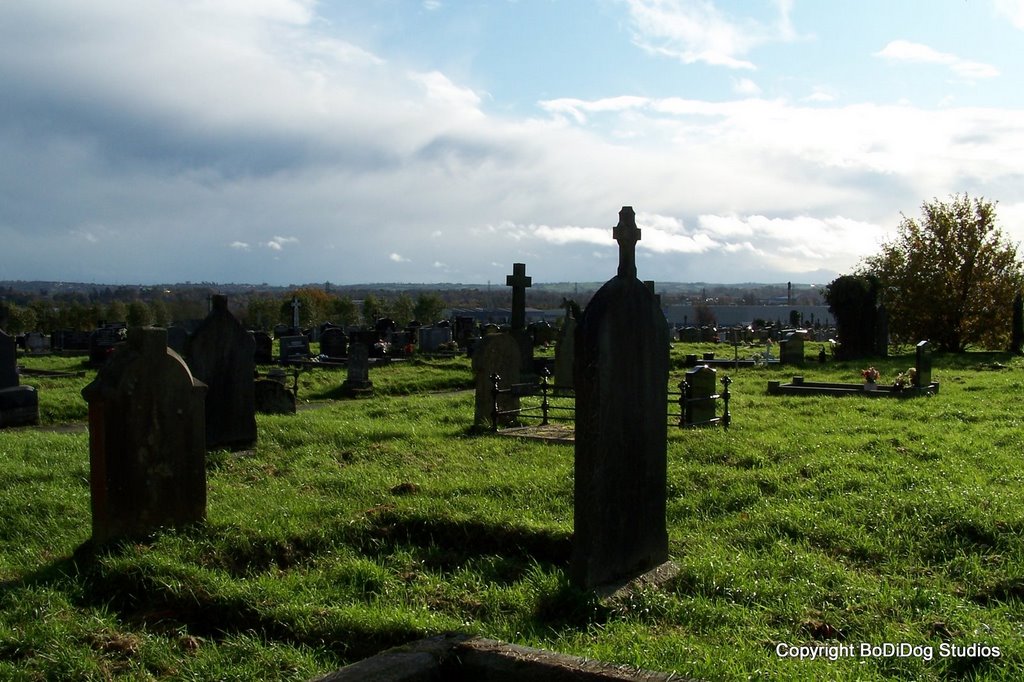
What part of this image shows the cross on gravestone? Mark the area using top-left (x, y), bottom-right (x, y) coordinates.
top-left (613, 206), bottom-right (641, 278)
top-left (505, 263), bottom-right (532, 331)
top-left (290, 296), bottom-right (302, 333)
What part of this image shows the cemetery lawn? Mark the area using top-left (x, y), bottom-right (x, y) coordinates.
top-left (1, 347), bottom-right (1022, 680)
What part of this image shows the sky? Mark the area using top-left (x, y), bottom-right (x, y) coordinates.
top-left (2, 1), bottom-right (1024, 287)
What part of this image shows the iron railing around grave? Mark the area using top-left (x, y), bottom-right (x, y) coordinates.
top-left (489, 369), bottom-right (731, 432)
top-left (668, 375), bottom-right (731, 428)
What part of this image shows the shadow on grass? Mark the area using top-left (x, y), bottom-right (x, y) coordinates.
top-left (355, 508), bottom-right (572, 571)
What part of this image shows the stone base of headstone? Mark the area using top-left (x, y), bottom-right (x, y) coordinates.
top-left (0, 386), bottom-right (40, 427)
top-left (594, 560), bottom-right (679, 603)
top-left (340, 379), bottom-right (374, 398)
top-left (254, 379), bottom-right (296, 414)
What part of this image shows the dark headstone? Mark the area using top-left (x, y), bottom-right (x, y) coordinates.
top-left (915, 340), bottom-right (932, 387)
top-left (278, 335), bottom-right (310, 364)
top-left (253, 331), bottom-right (273, 364)
top-left (418, 326), bottom-right (453, 352)
top-left (166, 324), bottom-right (190, 356)
top-left (81, 327), bottom-right (207, 544)
top-left (572, 207), bottom-right (670, 591)
top-left (341, 342), bottom-right (373, 396)
top-left (320, 327), bottom-right (348, 359)
top-left (874, 303), bottom-right (889, 358)
top-left (186, 295), bottom-right (257, 450)
top-left (684, 365), bottom-right (717, 425)
top-left (1011, 293), bottom-right (1023, 355)
top-left (553, 313), bottom-right (576, 391)
top-left (778, 331), bottom-right (805, 365)
top-left (0, 330), bottom-right (39, 427)
top-left (255, 377), bottom-right (296, 414)
top-left (0, 330), bottom-right (17, 389)
top-left (471, 333), bottom-right (521, 428)
top-left (88, 325), bottom-right (126, 367)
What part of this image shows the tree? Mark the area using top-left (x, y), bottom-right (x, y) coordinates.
top-left (330, 296), bottom-right (360, 328)
top-left (361, 294), bottom-right (383, 326)
top-left (413, 292), bottom-right (446, 325)
top-left (862, 194), bottom-right (1023, 352)
top-left (823, 274), bottom-right (880, 360)
top-left (126, 300), bottom-right (153, 327)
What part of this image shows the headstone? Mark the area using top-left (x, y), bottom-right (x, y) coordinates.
top-left (915, 340), bottom-right (932, 387)
top-left (418, 326), bottom-right (453, 353)
top-left (255, 377), bottom-right (296, 414)
top-left (454, 316), bottom-right (476, 346)
top-left (1011, 293), bottom-right (1023, 355)
top-left (684, 365), bottom-right (717, 425)
top-left (0, 330), bottom-right (17, 388)
top-left (320, 327), bottom-right (348, 359)
top-left (186, 295), bottom-right (257, 450)
top-left (24, 332), bottom-right (48, 354)
top-left (81, 327), bottom-right (207, 544)
top-left (553, 312), bottom-right (577, 391)
top-left (0, 329), bottom-right (40, 427)
top-left (471, 333), bottom-right (521, 428)
top-left (778, 331), bottom-right (805, 365)
top-left (278, 335), bottom-right (310, 364)
top-left (341, 342), bottom-right (373, 396)
top-left (253, 331), bottom-right (274, 364)
top-left (506, 263), bottom-right (534, 376)
top-left (572, 206), bottom-right (670, 591)
top-left (88, 325), bottom-right (126, 367)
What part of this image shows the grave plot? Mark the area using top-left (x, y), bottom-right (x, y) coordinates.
top-left (0, 329), bottom-right (40, 427)
top-left (768, 340), bottom-right (939, 397)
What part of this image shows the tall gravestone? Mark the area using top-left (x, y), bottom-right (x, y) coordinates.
top-left (186, 295), bottom-right (257, 450)
top-left (1010, 293), bottom-right (1023, 355)
top-left (506, 263), bottom-right (534, 377)
top-left (572, 207), bottom-right (670, 590)
top-left (82, 327), bottom-right (207, 544)
top-left (471, 333), bottom-right (521, 428)
top-left (915, 340), bottom-right (932, 387)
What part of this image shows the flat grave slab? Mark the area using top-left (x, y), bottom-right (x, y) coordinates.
top-left (768, 376), bottom-right (939, 397)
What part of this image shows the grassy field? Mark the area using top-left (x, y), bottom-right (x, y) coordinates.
top-left (1, 342), bottom-right (1022, 680)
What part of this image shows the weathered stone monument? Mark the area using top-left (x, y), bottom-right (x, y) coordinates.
top-left (278, 335), bottom-right (310, 364)
top-left (341, 341), bottom-right (373, 397)
top-left (506, 262), bottom-right (534, 376)
top-left (82, 327), bottom-right (207, 544)
top-left (471, 333), bottom-right (521, 429)
top-left (186, 295), bottom-right (257, 450)
top-left (0, 329), bottom-right (40, 427)
top-left (253, 331), bottom-right (274, 364)
top-left (572, 207), bottom-right (671, 591)
top-left (778, 330), bottom-right (805, 365)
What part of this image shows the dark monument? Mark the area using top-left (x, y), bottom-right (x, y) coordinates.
top-left (320, 327), bottom-right (348, 359)
top-left (506, 262), bottom-right (534, 376)
top-left (0, 329), bottom-right (40, 427)
top-left (186, 295), bottom-right (257, 450)
top-left (82, 327), bottom-right (207, 544)
top-left (341, 342), bottom-right (373, 397)
top-left (1011, 293), bottom-right (1023, 355)
top-left (571, 207), bottom-right (670, 591)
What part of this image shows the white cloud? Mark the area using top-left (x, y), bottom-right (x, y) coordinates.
top-left (874, 40), bottom-right (999, 80)
top-left (266, 236), bottom-right (298, 251)
top-left (423, 0), bottom-right (442, 10)
top-left (732, 77), bottom-right (762, 96)
top-left (623, 0), bottom-right (802, 69)
top-left (229, 241), bottom-right (251, 250)
top-left (390, 253), bottom-right (410, 263)
top-left (994, 0), bottom-right (1024, 29)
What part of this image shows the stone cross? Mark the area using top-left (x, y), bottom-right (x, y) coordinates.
top-left (613, 206), bottom-right (640, 279)
top-left (505, 263), bottom-right (532, 331)
top-left (290, 296), bottom-right (302, 332)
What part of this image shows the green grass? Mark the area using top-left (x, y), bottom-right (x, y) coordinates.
top-left (2, 345), bottom-right (1023, 680)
